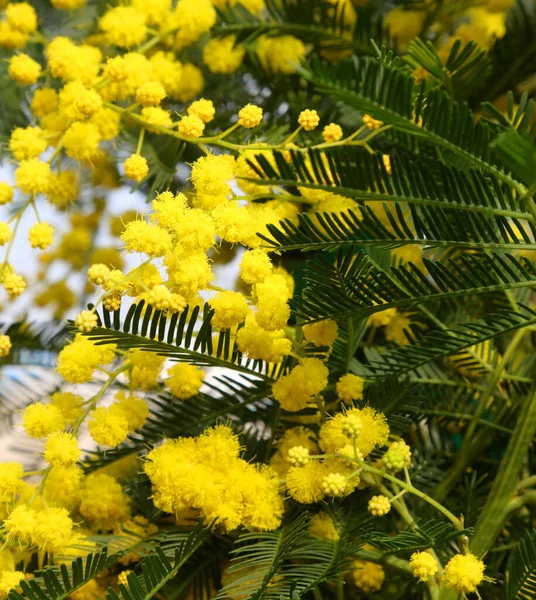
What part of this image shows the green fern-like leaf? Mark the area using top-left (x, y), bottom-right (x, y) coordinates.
top-left (504, 529), bottom-right (536, 600)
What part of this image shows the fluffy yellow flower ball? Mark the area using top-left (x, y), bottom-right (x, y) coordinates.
top-left (88, 405), bottom-right (129, 447)
top-left (348, 559), bottom-right (385, 592)
top-left (99, 6), bottom-right (147, 48)
top-left (239, 249), bottom-right (272, 284)
top-left (272, 358), bottom-right (329, 412)
top-left (22, 402), bottom-right (66, 439)
top-left (178, 114), bottom-right (205, 138)
top-left (209, 291), bottom-right (249, 329)
top-left (0, 571), bottom-right (25, 598)
top-left (8, 53), bottom-right (41, 85)
top-left (336, 373), bottom-right (365, 402)
top-left (203, 35), bottom-right (245, 73)
top-left (410, 551), bottom-right (439, 582)
top-left (0, 462), bottom-right (24, 499)
top-left (443, 554), bottom-right (485, 594)
top-left (76, 89), bottom-right (102, 116)
top-left (0, 183), bottom-right (14, 205)
top-left (124, 154), bottom-right (149, 182)
top-left (44, 432), bottom-right (80, 466)
top-left (79, 473), bottom-right (131, 531)
top-left (15, 159), bottom-right (51, 195)
top-left (238, 104), bottom-right (263, 128)
top-left (28, 222), bottom-right (54, 250)
top-left (257, 34), bottom-right (306, 74)
top-left (187, 98), bottom-right (215, 123)
top-left (9, 126), bottom-right (47, 161)
top-left (167, 363), bottom-right (204, 399)
top-left (50, 391), bottom-right (84, 424)
top-left (136, 81), bottom-right (167, 107)
top-left (6, 2), bottom-right (37, 33)
top-left (121, 219), bottom-right (172, 257)
top-left (64, 122), bottom-right (102, 162)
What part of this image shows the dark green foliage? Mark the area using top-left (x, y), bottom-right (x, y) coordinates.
top-left (504, 529), bottom-right (536, 600)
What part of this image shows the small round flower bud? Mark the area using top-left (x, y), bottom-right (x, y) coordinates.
top-left (9, 54), bottom-right (42, 85)
top-left (382, 440), bottom-right (411, 472)
top-left (321, 473), bottom-right (347, 497)
top-left (0, 222), bottom-right (12, 246)
top-left (0, 334), bottom-right (12, 357)
top-left (298, 109), bottom-right (320, 131)
top-left (363, 114), bottom-right (383, 130)
top-left (238, 104), bottom-right (263, 128)
top-left (28, 222), bottom-right (54, 250)
top-left (103, 292), bottom-right (121, 311)
top-left (410, 551), bottom-right (439, 582)
top-left (124, 154), bottom-right (148, 182)
top-left (75, 310), bottom-right (98, 333)
top-left (342, 413), bottom-right (363, 438)
top-left (178, 115), bottom-right (205, 138)
top-left (3, 272), bottom-right (26, 298)
top-left (336, 373), bottom-right (365, 403)
top-left (88, 263), bottom-right (111, 286)
top-left (136, 81), bottom-right (167, 107)
top-left (368, 495), bottom-right (391, 517)
top-left (322, 122), bottom-right (343, 143)
top-left (287, 445), bottom-right (310, 467)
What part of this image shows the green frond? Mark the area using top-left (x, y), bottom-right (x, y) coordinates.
top-left (217, 512), bottom-right (360, 599)
top-left (295, 55), bottom-right (524, 191)
top-left (362, 520), bottom-right (473, 554)
top-left (404, 38), bottom-right (491, 101)
top-left (77, 301), bottom-right (289, 381)
top-left (492, 128), bottom-right (536, 189)
top-left (250, 148), bottom-right (530, 223)
top-left (504, 529), bottom-right (536, 600)
top-left (361, 305), bottom-right (536, 378)
top-left (8, 550), bottom-right (109, 600)
top-left (483, 91), bottom-right (535, 137)
top-left (107, 523), bottom-right (212, 600)
top-left (296, 247), bottom-right (536, 323)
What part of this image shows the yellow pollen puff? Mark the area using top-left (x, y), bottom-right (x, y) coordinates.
top-left (443, 554), bottom-right (485, 594)
top-left (322, 122), bottom-right (343, 142)
top-left (141, 106), bottom-right (173, 132)
top-left (341, 413), bottom-right (363, 438)
top-left (239, 249), bottom-right (273, 284)
top-left (8, 54), bottom-right (42, 85)
top-left (121, 219), bottom-right (172, 257)
top-left (272, 357), bottom-right (329, 412)
top-left (76, 89), bottom-right (102, 116)
top-left (349, 559), bottom-right (385, 593)
top-left (209, 290), bottom-right (249, 329)
top-left (0, 334), bottom-right (12, 358)
top-left (3, 271), bottom-right (26, 298)
top-left (22, 402), bottom-right (66, 439)
top-left (6, 2), bottom-right (38, 33)
top-left (410, 551), bottom-right (439, 582)
top-left (187, 98), bottom-right (215, 123)
top-left (15, 159), bottom-right (51, 195)
top-left (178, 114), bottom-right (205, 138)
top-left (28, 222), bottom-right (54, 250)
top-left (124, 154), bottom-right (149, 182)
top-left (336, 373), bottom-right (365, 403)
top-left (0, 461), bottom-right (24, 498)
top-left (368, 495), bottom-right (391, 517)
top-left (64, 122), bottom-right (102, 162)
top-left (203, 35), bottom-right (245, 74)
top-left (167, 363), bottom-right (204, 399)
top-left (88, 405), bottom-right (129, 447)
top-left (298, 109), bottom-right (320, 131)
top-left (44, 432), bottom-right (80, 466)
top-left (75, 310), bottom-right (98, 332)
top-left (383, 440), bottom-right (412, 472)
top-left (99, 6), bottom-right (148, 48)
top-left (146, 285), bottom-right (186, 314)
top-left (0, 183), bottom-right (14, 205)
top-left (136, 81), bottom-right (167, 107)
top-left (9, 126), bottom-right (48, 161)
